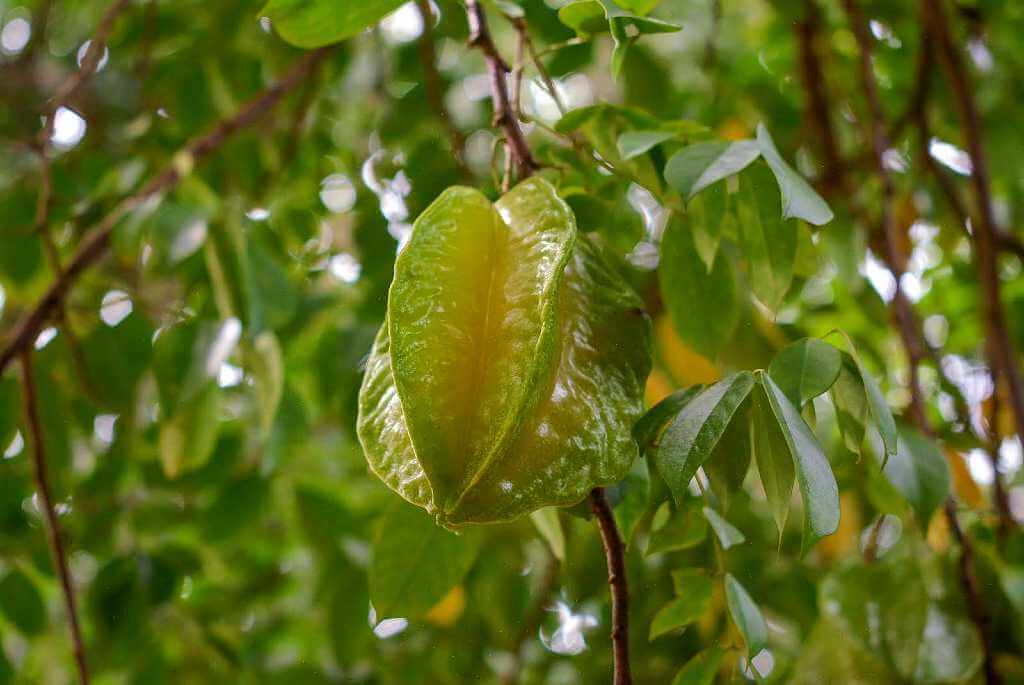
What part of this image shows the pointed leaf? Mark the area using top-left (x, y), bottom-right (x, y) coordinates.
top-left (725, 573), bottom-right (768, 657)
top-left (618, 130), bottom-right (675, 160)
top-left (529, 508), bottom-right (566, 562)
top-left (768, 338), bottom-right (842, 408)
top-left (833, 332), bottom-right (898, 456)
top-left (830, 354), bottom-right (870, 455)
top-left (654, 372), bottom-right (754, 505)
top-left (649, 571), bottom-right (713, 640)
top-left (882, 427), bottom-right (950, 525)
top-left (736, 164), bottom-right (798, 310)
top-left (759, 373), bottom-right (839, 550)
top-left (664, 140), bottom-right (760, 200)
top-left (703, 506), bottom-right (746, 549)
top-left (752, 385), bottom-right (794, 535)
top-left (703, 398), bottom-right (751, 511)
top-left (755, 123), bottom-right (833, 226)
top-left (659, 216), bottom-right (739, 358)
top-left (370, 503), bottom-right (483, 618)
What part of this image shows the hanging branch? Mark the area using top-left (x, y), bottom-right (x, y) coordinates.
top-left (590, 488), bottom-right (632, 685)
top-left (0, 47), bottom-right (333, 376)
top-left (20, 350), bottom-right (89, 685)
top-left (842, 4), bottom-right (1001, 682)
top-left (920, 0), bottom-right (1024, 447)
top-left (465, 0), bottom-right (537, 180)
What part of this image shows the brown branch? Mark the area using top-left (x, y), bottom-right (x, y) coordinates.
top-left (795, 0), bottom-right (845, 196)
top-left (0, 47), bottom-right (333, 376)
top-left (590, 488), bottom-right (632, 685)
top-left (414, 0), bottom-right (467, 174)
top-left (465, 0), bottom-right (537, 181)
top-left (921, 0), bottom-right (1024, 449)
top-left (20, 350), bottom-right (89, 684)
top-left (843, 5), bottom-right (1002, 682)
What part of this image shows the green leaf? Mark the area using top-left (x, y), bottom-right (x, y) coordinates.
top-left (248, 331), bottom-right (284, 434)
top-left (687, 185), bottom-right (730, 272)
top-left (703, 398), bottom-right (751, 511)
top-left (0, 569), bottom-right (45, 636)
top-left (724, 573), bottom-right (768, 657)
top-left (362, 178), bottom-right (651, 526)
top-left (261, 0), bottom-right (407, 48)
top-left (830, 354), bottom-right (870, 455)
top-left (672, 646), bottom-right (725, 685)
top-left (751, 385), bottom-right (794, 536)
top-left (158, 383), bottom-right (221, 479)
top-left (664, 140), bottom-right (759, 200)
top-left (654, 372), bottom-right (754, 505)
top-left (768, 338), bottom-right (842, 408)
top-left (646, 501), bottom-right (708, 556)
top-left (649, 570), bottom-right (713, 639)
top-left (755, 123), bottom-right (833, 226)
top-left (703, 506), bottom-right (746, 549)
top-left (559, 0), bottom-right (680, 78)
top-left (617, 130), bottom-right (675, 160)
top-left (632, 385), bottom-right (704, 454)
top-left (736, 164), bottom-right (797, 310)
top-left (659, 216), bottom-right (739, 358)
top-left (529, 507), bottom-right (566, 562)
top-left (370, 503), bottom-right (483, 618)
top-left (832, 332), bottom-right (898, 457)
top-left (882, 427), bottom-right (950, 525)
top-left (81, 312), bottom-right (153, 411)
top-left (758, 372), bottom-right (839, 550)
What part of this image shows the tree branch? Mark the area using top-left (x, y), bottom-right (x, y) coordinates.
top-left (590, 488), bottom-right (632, 685)
top-left (842, 4), bottom-right (1002, 682)
top-left (921, 0), bottom-right (1024, 451)
top-left (19, 349), bottom-right (89, 685)
top-left (465, 0), bottom-right (537, 181)
top-left (0, 47), bottom-right (333, 375)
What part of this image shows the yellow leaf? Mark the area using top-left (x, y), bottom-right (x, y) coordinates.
top-left (944, 448), bottom-right (982, 509)
top-left (818, 492), bottom-right (861, 563)
top-left (655, 316), bottom-right (719, 386)
top-left (425, 585), bottom-right (466, 627)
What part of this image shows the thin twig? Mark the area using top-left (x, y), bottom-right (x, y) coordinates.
top-left (921, 0), bottom-right (1024, 450)
top-left (843, 4), bottom-right (1002, 682)
top-left (20, 350), bottom-right (89, 684)
top-left (0, 47), bottom-right (333, 375)
top-left (465, 0), bottom-right (537, 181)
top-left (590, 488), bottom-right (632, 685)
top-left (414, 0), bottom-right (467, 174)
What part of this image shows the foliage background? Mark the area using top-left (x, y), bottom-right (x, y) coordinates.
top-left (0, 0), bottom-right (1023, 683)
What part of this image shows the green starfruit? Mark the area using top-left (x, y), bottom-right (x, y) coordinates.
top-left (357, 177), bottom-right (652, 526)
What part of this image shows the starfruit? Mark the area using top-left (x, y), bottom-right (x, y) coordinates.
top-left (357, 177), bottom-right (652, 526)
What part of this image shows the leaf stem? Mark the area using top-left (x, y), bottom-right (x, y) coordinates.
top-left (589, 487), bottom-right (632, 685)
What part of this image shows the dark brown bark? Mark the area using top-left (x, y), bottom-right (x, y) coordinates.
top-left (590, 488), bottom-right (632, 685)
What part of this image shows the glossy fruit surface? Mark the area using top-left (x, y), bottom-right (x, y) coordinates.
top-left (358, 178), bottom-right (652, 525)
